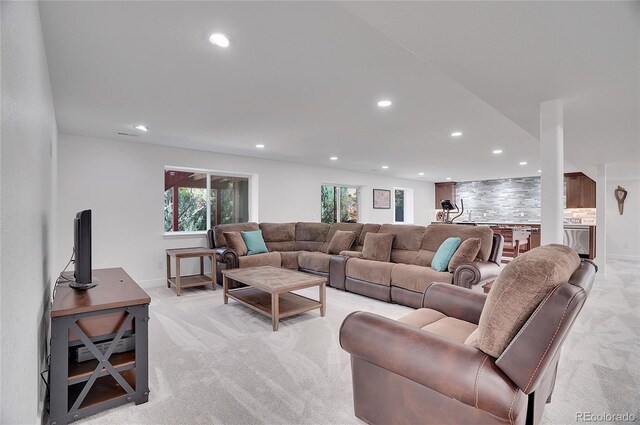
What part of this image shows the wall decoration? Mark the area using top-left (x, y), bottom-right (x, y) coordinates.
top-left (614, 185), bottom-right (628, 215)
top-left (373, 189), bottom-right (391, 209)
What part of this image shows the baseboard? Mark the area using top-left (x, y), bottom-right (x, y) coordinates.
top-left (607, 254), bottom-right (640, 262)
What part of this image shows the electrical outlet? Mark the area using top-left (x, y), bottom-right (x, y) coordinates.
top-left (520, 212), bottom-right (525, 217)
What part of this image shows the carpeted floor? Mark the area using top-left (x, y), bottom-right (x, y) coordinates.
top-left (79, 260), bottom-right (640, 425)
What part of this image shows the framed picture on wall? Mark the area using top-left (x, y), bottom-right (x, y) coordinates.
top-left (373, 189), bottom-right (391, 209)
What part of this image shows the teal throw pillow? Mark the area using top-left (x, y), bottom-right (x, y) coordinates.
top-left (241, 230), bottom-right (269, 256)
top-left (431, 237), bottom-right (462, 272)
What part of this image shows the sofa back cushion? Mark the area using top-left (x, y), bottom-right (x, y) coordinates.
top-left (214, 222), bottom-right (260, 248)
top-left (326, 230), bottom-right (358, 254)
top-left (354, 223), bottom-right (381, 251)
top-left (322, 222), bottom-right (364, 252)
top-left (378, 224), bottom-right (427, 250)
top-left (420, 224), bottom-right (494, 262)
top-left (377, 224), bottom-right (426, 265)
top-left (223, 231), bottom-right (248, 256)
top-left (362, 233), bottom-right (395, 262)
top-left (259, 223), bottom-right (296, 252)
top-left (294, 222), bottom-right (331, 252)
top-left (473, 244), bottom-right (581, 358)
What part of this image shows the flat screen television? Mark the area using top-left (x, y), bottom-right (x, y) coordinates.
top-left (71, 209), bottom-right (98, 289)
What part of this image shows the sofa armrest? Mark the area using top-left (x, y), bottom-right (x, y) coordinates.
top-left (453, 261), bottom-right (501, 290)
top-left (340, 312), bottom-right (525, 421)
top-left (422, 282), bottom-right (487, 324)
top-left (214, 247), bottom-right (239, 270)
top-left (339, 250), bottom-right (363, 258)
top-left (329, 255), bottom-right (347, 290)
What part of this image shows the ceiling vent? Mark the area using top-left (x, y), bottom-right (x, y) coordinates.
top-left (117, 132), bottom-right (139, 137)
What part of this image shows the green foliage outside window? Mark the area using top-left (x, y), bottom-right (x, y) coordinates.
top-left (321, 185), bottom-right (358, 223)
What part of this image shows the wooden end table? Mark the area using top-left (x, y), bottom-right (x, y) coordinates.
top-left (222, 266), bottom-right (326, 331)
top-left (165, 247), bottom-right (216, 296)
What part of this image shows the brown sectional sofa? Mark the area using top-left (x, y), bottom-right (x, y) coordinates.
top-left (207, 221), bottom-right (503, 308)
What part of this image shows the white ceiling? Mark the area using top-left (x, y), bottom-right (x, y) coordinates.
top-left (39, 1), bottom-right (639, 182)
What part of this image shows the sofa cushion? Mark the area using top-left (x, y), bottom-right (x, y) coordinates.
top-left (474, 244), bottom-right (581, 358)
top-left (265, 241), bottom-right (296, 252)
top-left (339, 250), bottom-right (364, 259)
top-left (259, 222), bottom-right (296, 242)
top-left (326, 222), bottom-right (364, 244)
top-left (296, 222), bottom-right (331, 242)
top-left (431, 237), bottom-right (462, 272)
top-left (241, 230), bottom-right (269, 255)
top-left (294, 240), bottom-right (326, 252)
top-left (391, 264), bottom-right (453, 293)
top-left (327, 230), bottom-right (357, 254)
top-left (222, 231), bottom-right (248, 256)
top-left (298, 251), bottom-right (331, 273)
top-left (398, 308), bottom-right (477, 343)
top-left (415, 249), bottom-right (436, 267)
top-left (448, 237), bottom-right (482, 272)
top-left (378, 224), bottom-right (427, 251)
top-left (357, 223), bottom-right (381, 247)
top-left (421, 223), bottom-right (494, 261)
top-left (362, 233), bottom-right (394, 262)
top-left (390, 249), bottom-right (419, 265)
top-left (346, 258), bottom-right (394, 286)
top-left (214, 222), bottom-right (259, 248)
top-left (280, 251), bottom-right (300, 269)
top-left (238, 251), bottom-right (281, 268)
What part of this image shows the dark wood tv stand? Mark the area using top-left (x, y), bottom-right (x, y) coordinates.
top-left (49, 268), bottom-right (150, 425)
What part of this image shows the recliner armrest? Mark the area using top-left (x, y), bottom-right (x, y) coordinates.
top-left (214, 247), bottom-right (239, 269)
top-left (340, 312), bottom-right (525, 422)
top-left (453, 260), bottom-right (501, 289)
top-left (422, 282), bottom-right (487, 324)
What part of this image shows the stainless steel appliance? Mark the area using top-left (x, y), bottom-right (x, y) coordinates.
top-left (563, 225), bottom-right (590, 257)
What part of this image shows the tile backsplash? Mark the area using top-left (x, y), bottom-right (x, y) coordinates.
top-left (453, 177), bottom-right (541, 223)
top-left (438, 176), bottom-right (597, 224)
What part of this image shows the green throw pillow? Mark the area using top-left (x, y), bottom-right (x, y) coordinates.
top-left (431, 237), bottom-right (462, 272)
top-left (241, 230), bottom-right (269, 255)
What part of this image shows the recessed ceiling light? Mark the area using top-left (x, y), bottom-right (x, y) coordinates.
top-left (209, 33), bottom-right (230, 48)
top-left (446, 177), bottom-right (452, 180)
top-left (134, 124), bottom-right (148, 132)
top-left (255, 144), bottom-right (265, 148)
top-left (450, 131), bottom-right (462, 137)
top-left (519, 161), bottom-right (528, 165)
top-left (492, 149), bottom-right (503, 154)
top-left (382, 165), bottom-right (389, 169)
top-left (377, 100), bottom-right (392, 107)
top-left (330, 156), bottom-right (338, 161)
top-left (418, 172), bottom-right (425, 176)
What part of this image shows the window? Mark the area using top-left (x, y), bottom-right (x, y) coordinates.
top-left (164, 169), bottom-right (249, 232)
top-left (395, 189), bottom-right (405, 222)
top-left (321, 185), bottom-right (358, 223)
top-left (394, 188), bottom-right (414, 224)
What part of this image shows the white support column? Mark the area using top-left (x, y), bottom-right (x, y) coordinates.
top-left (540, 100), bottom-right (564, 245)
top-left (595, 164), bottom-right (607, 273)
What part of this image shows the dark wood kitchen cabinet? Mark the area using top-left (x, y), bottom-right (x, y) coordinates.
top-left (565, 172), bottom-right (596, 208)
top-left (435, 182), bottom-right (456, 209)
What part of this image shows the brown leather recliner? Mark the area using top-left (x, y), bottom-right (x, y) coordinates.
top-left (340, 245), bottom-right (596, 425)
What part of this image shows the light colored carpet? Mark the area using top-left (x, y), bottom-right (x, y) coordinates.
top-left (79, 260), bottom-right (640, 425)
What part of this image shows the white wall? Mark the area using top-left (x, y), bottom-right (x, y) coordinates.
top-left (1, 2), bottom-right (58, 423)
top-left (57, 134), bottom-right (434, 286)
top-left (606, 179), bottom-right (640, 261)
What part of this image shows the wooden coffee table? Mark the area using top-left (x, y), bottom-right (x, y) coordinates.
top-left (222, 266), bottom-right (326, 331)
